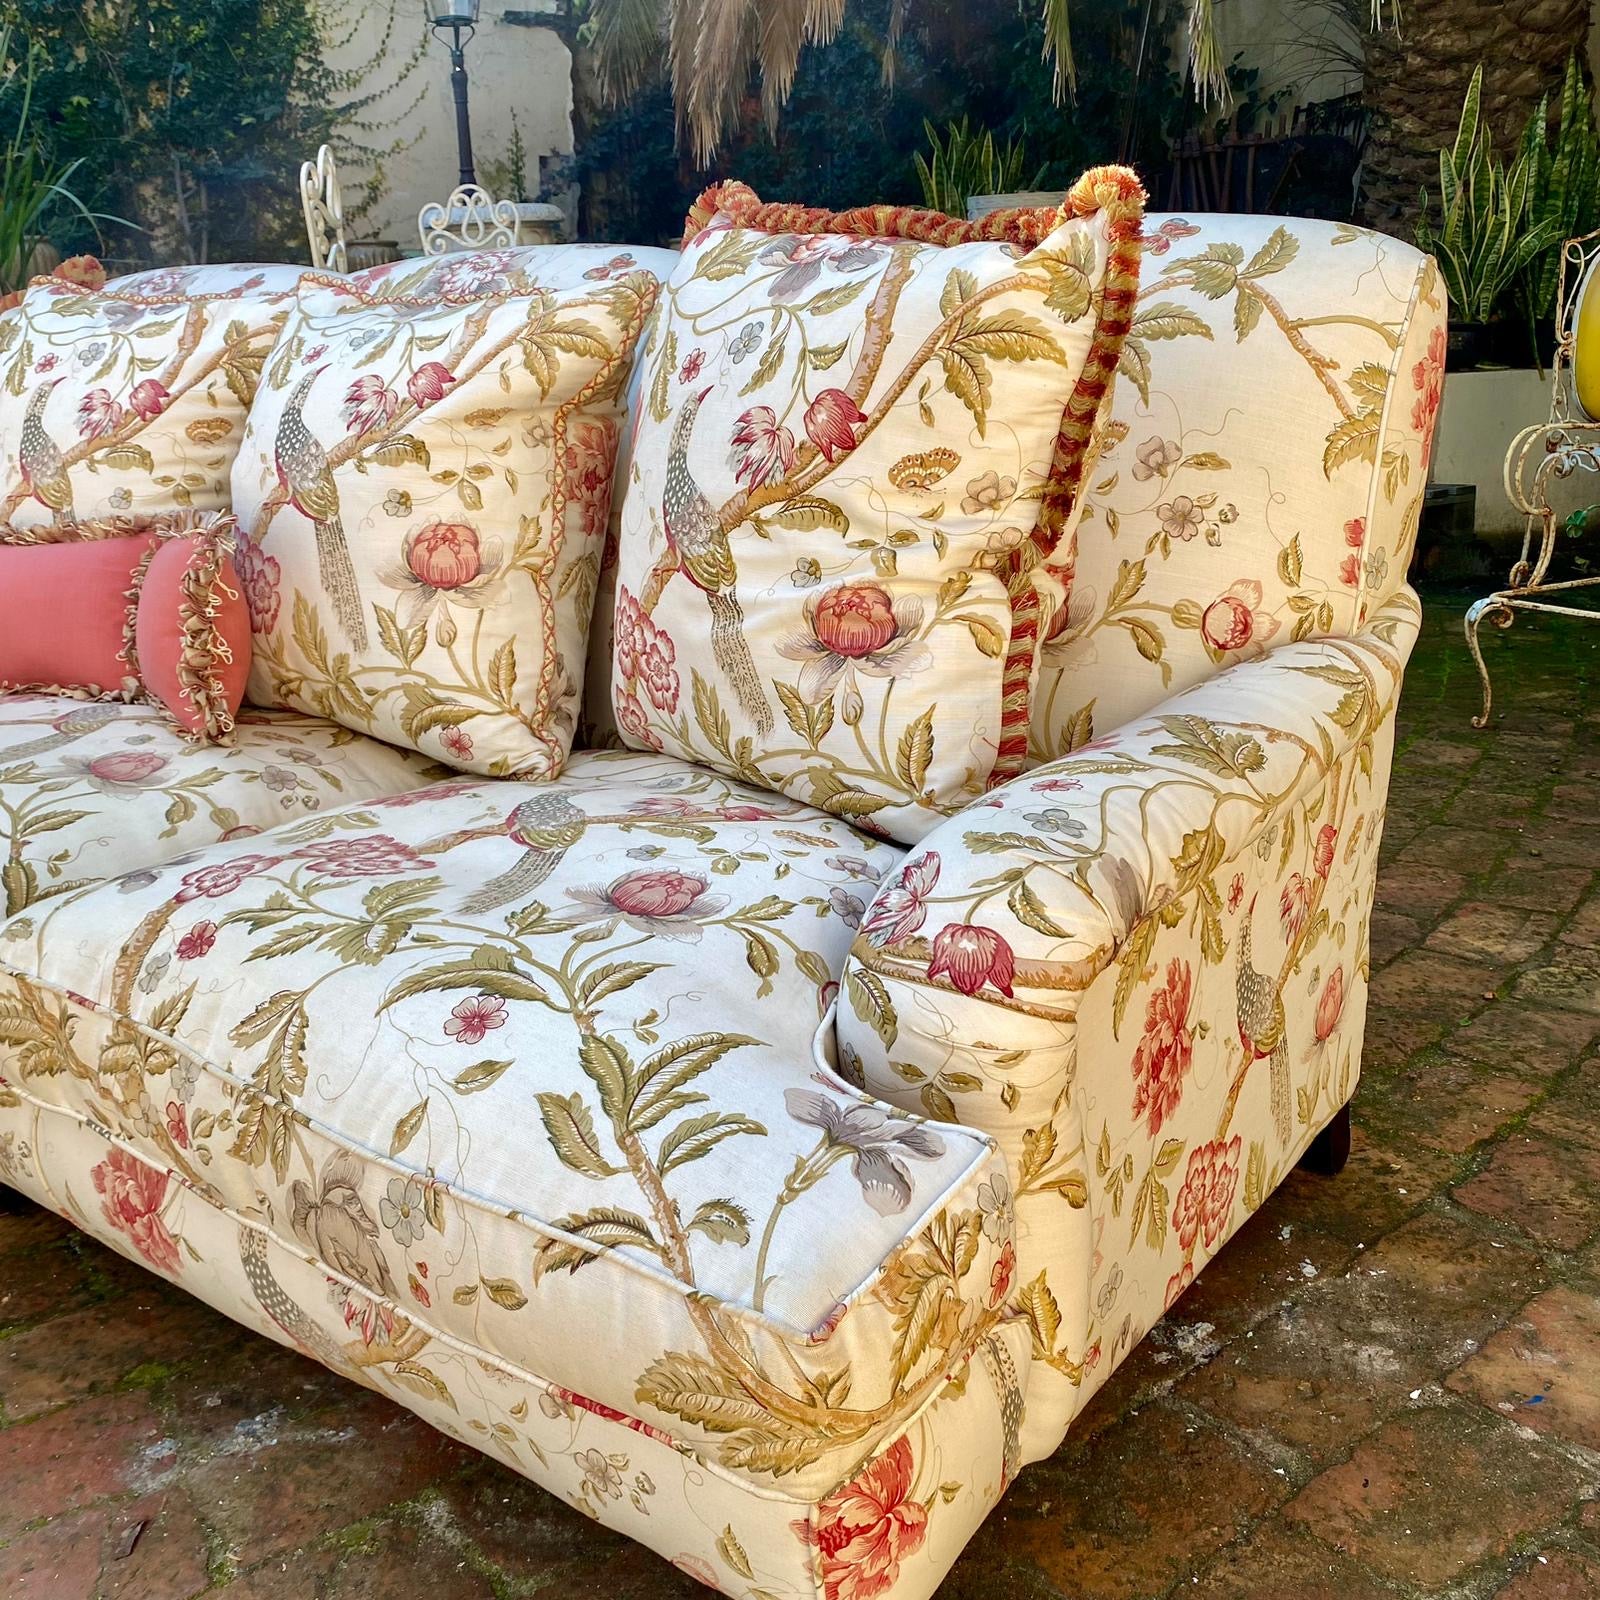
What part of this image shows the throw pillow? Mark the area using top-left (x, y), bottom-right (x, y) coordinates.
top-left (0, 511), bottom-right (251, 740)
top-left (610, 170), bottom-right (1144, 842)
top-left (136, 519), bottom-right (253, 740)
top-left (0, 268), bottom-right (301, 529)
top-left (232, 254), bottom-right (663, 777)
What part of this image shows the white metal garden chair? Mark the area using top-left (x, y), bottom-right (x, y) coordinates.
top-left (1466, 227), bottom-right (1600, 726)
top-left (298, 144), bottom-right (348, 273)
top-left (416, 184), bottom-right (522, 256)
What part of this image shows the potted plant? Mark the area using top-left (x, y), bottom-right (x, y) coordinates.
top-left (914, 119), bottom-right (1055, 220)
top-left (0, 25), bottom-right (107, 297)
top-left (1416, 63), bottom-right (1564, 369)
top-left (1516, 51), bottom-right (1600, 367)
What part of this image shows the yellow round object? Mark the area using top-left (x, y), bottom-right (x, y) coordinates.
top-left (1576, 246), bottom-right (1600, 423)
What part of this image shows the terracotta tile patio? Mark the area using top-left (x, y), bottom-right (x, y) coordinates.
top-left (4, 589), bottom-right (1600, 1600)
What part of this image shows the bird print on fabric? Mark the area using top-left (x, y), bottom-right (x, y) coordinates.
top-left (662, 389), bottom-right (772, 735)
top-left (1236, 894), bottom-right (1291, 1143)
top-left (461, 791), bottom-right (587, 915)
top-left (274, 368), bottom-right (367, 648)
top-left (18, 381), bottom-right (73, 523)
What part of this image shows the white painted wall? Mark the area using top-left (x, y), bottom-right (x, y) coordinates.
top-left (320, 0), bottom-right (574, 247)
top-left (1186, 0), bottom-right (1362, 111)
top-left (1431, 369), bottom-right (1591, 536)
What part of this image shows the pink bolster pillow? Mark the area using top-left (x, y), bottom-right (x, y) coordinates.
top-left (0, 533), bottom-right (156, 697)
top-left (0, 512), bottom-right (252, 741)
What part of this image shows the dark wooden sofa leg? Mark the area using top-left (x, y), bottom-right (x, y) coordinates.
top-left (1298, 1103), bottom-right (1352, 1177)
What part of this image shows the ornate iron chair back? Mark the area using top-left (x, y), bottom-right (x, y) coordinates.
top-left (299, 144), bottom-right (348, 273)
top-left (1465, 228), bottom-right (1600, 725)
top-left (1504, 228), bottom-right (1600, 547)
top-left (417, 185), bottom-right (521, 256)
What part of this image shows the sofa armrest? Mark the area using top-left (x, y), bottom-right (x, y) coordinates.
top-left (834, 586), bottom-right (1421, 1460)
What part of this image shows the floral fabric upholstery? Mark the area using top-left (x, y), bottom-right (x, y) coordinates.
top-left (838, 589), bottom-right (1420, 1462)
top-left (609, 175), bottom-right (1142, 843)
top-left (103, 264), bottom-right (312, 299)
top-left (232, 254), bottom-right (664, 778)
top-left (0, 695), bottom-right (444, 917)
top-left (1032, 215), bottom-right (1443, 757)
top-left (0, 214), bottom-right (1444, 1600)
top-left (0, 267), bottom-right (303, 529)
top-left (0, 748), bottom-right (1026, 1514)
top-left (0, 1100), bottom-right (1027, 1600)
top-left (348, 242), bottom-right (681, 302)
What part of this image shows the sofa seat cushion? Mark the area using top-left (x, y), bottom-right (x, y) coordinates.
top-left (0, 749), bottom-right (1018, 1494)
top-left (0, 694), bottom-right (445, 916)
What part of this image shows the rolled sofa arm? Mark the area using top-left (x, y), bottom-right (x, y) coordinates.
top-left (834, 586), bottom-right (1421, 1462)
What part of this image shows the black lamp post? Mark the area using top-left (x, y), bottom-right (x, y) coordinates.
top-left (430, 0), bottom-right (482, 189)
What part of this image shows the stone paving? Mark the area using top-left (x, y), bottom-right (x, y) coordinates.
top-left (4, 590), bottom-right (1600, 1599)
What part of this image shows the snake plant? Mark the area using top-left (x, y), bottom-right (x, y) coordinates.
top-left (913, 120), bottom-right (1041, 218)
top-left (1518, 51), bottom-right (1600, 325)
top-left (1416, 63), bottom-right (1565, 327)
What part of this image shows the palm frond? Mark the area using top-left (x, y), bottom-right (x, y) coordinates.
top-left (1185, 0), bottom-right (1228, 106)
top-left (583, 0), bottom-right (669, 104)
top-left (1039, 0), bottom-right (1075, 101)
top-left (881, 0), bottom-right (907, 90)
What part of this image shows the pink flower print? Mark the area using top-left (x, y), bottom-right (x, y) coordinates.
top-left (729, 406), bottom-right (797, 489)
top-left (1171, 1136), bottom-right (1242, 1252)
top-left (1130, 959), bottom-right (1195, 1137)
top-left (407, 361), bottom-right (457, 407)
top-left (1411, 325), bottom-right (1445, 465)
top-left (92, 1150), bottom-right (181, 1275)
top-left (1279, 873), bottom-right (1312, 939)
top-left (804, 389), bottom-right (868, 463)
top-left (1143, 218), bottom-right (1201, 256)
top-left (1315, 965), bottom-right (1346, 1042)
top-left (292, 835), bottom-right (435, 878)
top-left (614, 585), bottom-right (679, 713)
top-left (927, 924), bottom-right (1016, 998)
top-left (1313, 825), bottom-right (1338, 880)
top-left (861, 853), bottom-right (940, 947)
top-left (445, 994), bottom-right (508, 1044)
top-left (177, 920), bottom-right (218, 960)
top-left (234, 535), bottom-right (282, 634)
top-left (77, 388), bottom-right (124, 440)
top-left (129, 379), bottom-right (170, 420)
top-left (343, 374), bottom-right (400, 434)
top-left (175, 854), bottom-right (282, 903)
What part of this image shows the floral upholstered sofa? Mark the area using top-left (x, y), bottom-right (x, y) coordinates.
top-left (0, 202), bottom-right (1442, 1600)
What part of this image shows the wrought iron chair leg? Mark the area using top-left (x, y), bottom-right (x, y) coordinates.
top-left (1298, 1104), bottom-right (1351, 1177)
top-left (1464, 598), bottom-right (1511, 730)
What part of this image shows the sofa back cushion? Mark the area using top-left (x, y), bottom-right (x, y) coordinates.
top-left (1028, 214), bottom-right (1444, 760)
top-left (0, 267), bottom-right (301, 530)
top-left (349, 243), bottom-right (681, 302)
top-left (231, 250), bottom-right (664, 778)
top-left (608, 173), bottom-right (1143, 842)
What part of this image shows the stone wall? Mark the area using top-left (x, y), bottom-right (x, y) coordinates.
top-left (322, 0), bottom-right (574, 249)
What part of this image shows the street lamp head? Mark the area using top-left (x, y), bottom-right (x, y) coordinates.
top-left (429, 0), bottom-right (480, 22)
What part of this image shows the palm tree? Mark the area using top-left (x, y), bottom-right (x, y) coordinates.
top-left (1360, 0), bottom-right (1592, 226)
top-left (581, 0), bottom-right (1397, 166)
